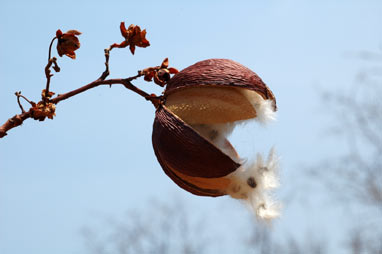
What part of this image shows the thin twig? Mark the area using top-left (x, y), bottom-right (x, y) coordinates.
top-left (99, 48), bottom-right (111, 80)
top-left (44, 36), bottom-right (59, 100)
top-left (44, 59), bottom-right (54, 100)
top-left (0, 32), bottom-right (168, 138)
top-left (44, 57), bottom-right (60, 100)
top-left (15, 92), bottom-right (26, 113)
top-left (51, 75), bottom-right (145, 104)
top-left (47, 37), bottom-right (57, 61)
top-left (52, 57), bottom-right (60, 72)
top-left (0, 73), bottom-right (160, 138)
top-left (15, 92), bottom-right (34, 107)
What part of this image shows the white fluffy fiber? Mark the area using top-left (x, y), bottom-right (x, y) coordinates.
top-left (191, 89), bottom-right (280, 221)
top-left (240, 89), bottom-right (276, 124)
top-left (227, 148), bottom-right (281, 221)
top-left (191, 123), bottom-right (242, 163)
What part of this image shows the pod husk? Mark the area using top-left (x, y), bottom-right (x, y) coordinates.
top-left (164, 86), bottom-right (258, 125)
top-left (165, 58), bottom-right (277, 110)
top-left (153, 59), bottom-right (277, 197)
top-left (156, 154), bottom-right (226, 197)
top-left (152, 105), bottom-right (240, 179)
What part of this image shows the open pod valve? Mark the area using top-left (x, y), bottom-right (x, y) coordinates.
top-left (152, 59), bottom-right (280, 221)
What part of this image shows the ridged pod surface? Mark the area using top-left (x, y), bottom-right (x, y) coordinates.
top-left (165, 59), bottom-right (276, 110)
top-left (152, 105), bottom-right (240, 178)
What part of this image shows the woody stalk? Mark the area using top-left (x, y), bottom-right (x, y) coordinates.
top-left (0, 21), bottom-right (177, 138)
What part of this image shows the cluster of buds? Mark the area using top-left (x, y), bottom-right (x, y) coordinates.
top-left (30, 89), bottom-right (56, 121)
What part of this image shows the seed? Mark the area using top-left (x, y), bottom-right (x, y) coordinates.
top-left (247, 177), bottom-right (257, 188)
top-left (209, 129), bottom-right (218, 140)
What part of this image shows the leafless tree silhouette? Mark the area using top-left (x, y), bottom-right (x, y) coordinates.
top-left (82, 198), bottom-right (332, 254)
top-left (82, 199), bottom-right (208, 254)
top-left (311, 49), bottom-right (382, 254)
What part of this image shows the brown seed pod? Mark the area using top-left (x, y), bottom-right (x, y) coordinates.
top-left (151, 59), bottom-right (280, 219)
top-left (152, 105), bottom-right (238, 197)
top-left (165, 58), bottom-right (276, 110)
top-left (153, 105), bottom-right (240, 178)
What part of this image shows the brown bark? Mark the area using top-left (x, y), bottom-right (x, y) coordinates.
top-left (0, 75), bottom-right (161, 139)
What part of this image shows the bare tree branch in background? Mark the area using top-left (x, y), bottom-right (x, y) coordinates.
top-left (311, 49), bottom-right (382, 254)
top-left (81, 199), bottom-right (208, 254)
top-left (247, 224), bottom-right (276, 254)
top-left (246, 224), bottom-right (328, 254)
top-left (82, 198), bottom-right (332, 254)
top-left (317, 65), bottom-right (382, 208)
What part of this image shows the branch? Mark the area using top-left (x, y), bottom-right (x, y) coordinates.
top-left (98, 48), bottom-right (111, 80)
top-left (0, 22), bottom-right (173, 139)
top-left (51, 74), bottom-right (159, 105)
top-left (0, 74), bottom-right (162, 138)
top-left (15, 91), bottom-right (33, 113)
top-left (44, 37), bottom-right (60, 99)
top-left (0, 111), bottom-right (32, 138)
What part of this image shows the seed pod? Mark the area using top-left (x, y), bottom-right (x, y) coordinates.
top-left (152, 59), bottom-right (280, 220)
top-left (165, 58), bottom-right (276, 107)
top-left (152, 105), bottom-right (237, 197)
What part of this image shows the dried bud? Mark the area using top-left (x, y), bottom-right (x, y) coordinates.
top-left (42, 89), bottom-right (55, 100)
top-left (111, 21), bottom-right (150, 55)
top-left (56, 29), bottom-right (81, 59)
top-left (30, 101), bottom-right (56, 121)
top-left (157, 69), bottom-right (170, 82)
top-left (142, 58), bottom-right (178, 87)
top-left (152, 59), bottom-right (280, 220)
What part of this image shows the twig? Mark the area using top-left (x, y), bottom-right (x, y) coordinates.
top-left (0, 26), bottom-right (167, 139)
top-left (44, 60), bottom-right (54, 99)
top-left (15, 92), bottom-right (26, 113)
top-left (15, 91), bottom-right (34, 113)
top-left (99, 48), bottom-right (111, 80)
top-left (52, 58), bottom-right (60, 72)
top-left (47, 37), bottom-right (57, 61)
top-left (0, 74), bottom-right (160, 139)
top-left (44, 57), bottom-right (60, 100)
top-left (44, 36), bottom-right (59, 100)
top-left (0, 111), bottom-right (31, 138)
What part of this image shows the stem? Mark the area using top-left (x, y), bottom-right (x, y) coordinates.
top-left (15, 92), bottom-right (25, 113)
top-left (44, 57), bottom-right (59, 100)
top-left (0, 36), bottom-right (169, 138)
top-left (99, 48), bottom-right (111, 80)
top-left (48, 37), bottom-right (57, 61)
top-left (44, 60), bottom-right (54, 101)
top-left (0, 111), bottom-right (31, 138)
top-left (44, 37), bottom-right (58, 100)
top-left (51, 75), bottom-right (145, 104)
top-left (1, 73), bottom-right (163, 139)
top-left (15, 92), bottom-right (34, 113)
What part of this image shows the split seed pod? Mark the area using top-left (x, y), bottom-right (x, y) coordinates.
top-left (152, 59), bottom-right (280, 220)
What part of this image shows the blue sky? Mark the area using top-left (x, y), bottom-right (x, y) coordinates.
top-left (0, 0), bottom-right (381, 253)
